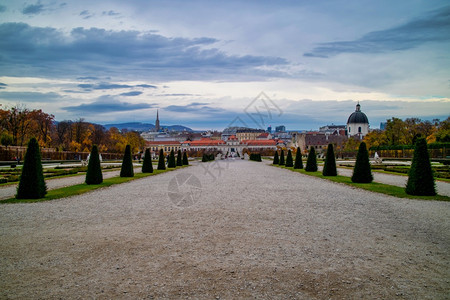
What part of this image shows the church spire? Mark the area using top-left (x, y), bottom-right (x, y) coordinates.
top-left (356, 102), bottom-right (361, 112)
top-left (155, 109), bottom-right (160, 132)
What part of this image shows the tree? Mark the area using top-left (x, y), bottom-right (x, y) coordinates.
top-left (16, 137), bottom-right (47, 199)
top-left (285, 149), bottom-right (294, 167)
top-left (1, 133), bottom-right (13, 148)
top-left (273, 151), bottom-right (279, 165)
top-left (120, 144), bottom-right (134, 177)
top-left (351, 142), bottom-right (373, 183)
top-left (305, 147), bottom-right (318, 172)
top-left (182, 151), bottom-right (189, 165)
top-left (142, 148), bottom-right (153, 173)
top-left (176, 149), bottom-right (183, 166)
top-left (157, 149), bottom-right (166, 170)
top-left (85, 145), bottom-right (103, 184)
top-left (279, 149), bottom-right (285, 165)
top-left (168, 149), bottom-right (176, 168)
top-left (322, 144), bottom-right (337, 176)
top-left (385, 117), bottom-right (407, 145)
top-left (294, 147), bottom-right (303, 169)
top-left (406, 138), bottom-right (435, 195)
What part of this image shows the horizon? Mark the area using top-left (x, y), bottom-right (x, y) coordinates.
top-left (0, 1), bottom-right (449, 129)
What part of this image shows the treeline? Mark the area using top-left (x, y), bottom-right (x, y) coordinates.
top-left (363, 117), bottom-right (449, 149)
top-left (0, 105), bottom-right (145, 153)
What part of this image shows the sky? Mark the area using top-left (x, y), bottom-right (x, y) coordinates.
top-left (0, 0), bottom-right (449, 131)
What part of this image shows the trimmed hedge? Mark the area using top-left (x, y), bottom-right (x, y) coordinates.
top-left (305, 146), bottom-right (318, 172)
top-left (285, 149), bottom-right (293, 167)
top-left (142, 148), bottom-right (153, 173)
top-left (406, 138), bottom-right (436, 195)
top-left (157, 149), bottom-right (166, 170)
top-left (16, 137), bottom-right (47, 199)
top-left (322, 144), bottom-right (337, 176)
top-left (351, 142), bottom-right (373, 183)
top-left (176, 150), bottom-right (183, 166)
top-left (120, 144), bottom-right (134, 177)
top-left (273, 151), bottom-right (279, 165)
top-left (294, 147), bottom-right (303, 169)
top-left (168, 150), bottom-right (176, 168)
top-left (182, 151), bottom-right (189, 165)
top-left (279, 149), bottom-right (285, 165)
top-left (85, 145), bottom-right (103, 184)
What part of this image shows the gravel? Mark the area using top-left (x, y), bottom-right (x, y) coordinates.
top-left (1, 160), bottom-right (449, 299)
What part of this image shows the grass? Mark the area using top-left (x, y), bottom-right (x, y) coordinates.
top-left (0, 167), bottom-right (186, 204)
top-left (273, 165), bottom-right (450, 202)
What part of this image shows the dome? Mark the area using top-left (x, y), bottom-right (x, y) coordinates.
top-left (347, 103), bottom-right (368, 124)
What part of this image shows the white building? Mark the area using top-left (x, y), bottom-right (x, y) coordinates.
top-left (347, 103), bottom-right (369, 139)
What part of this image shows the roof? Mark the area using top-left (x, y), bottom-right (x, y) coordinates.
top-left (145, 140), bottom-right (181, 146)
top-left (242, 139), bottom-right (277, 146)
top-left (184, 138), bottom-right (226, 146)
top-left (347, 103), bottom-right (369, 124)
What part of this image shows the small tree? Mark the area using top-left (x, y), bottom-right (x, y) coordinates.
top-left (16, 137), bottom-right (47, 199)
top-left (351, 142), bottom-right (373, 183)
top-left (279, 149), bottom-right (285, 165)
top-left (273, 151), bottom-right (279, 165)
top-left (182, 151), bottom-right (189, 165)
top-left (120, 144), bottom-right (134, 177)
top-left (85, 145), bottom-right (103, 184)
top-left (322, 144), bottom-right (337, 176)
top-left (305, 146), bottom-right (318, 172)
top-left (167, 150), bottom-right (176, 168)
top-left (176, 149), bottom-right (183, 166)
top-left (406, 138), bottom-right (436, 195)
top-left (294, 147), bottom-right (303, 169)
top-left (142, 148), bottom-right (153, 173)
top-left (285, 149), bottom-right (294, 167)
top-left (157, 149), bottom-right (166, 170)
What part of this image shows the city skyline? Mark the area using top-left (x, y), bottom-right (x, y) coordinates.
top-left (0, 1), bottom-right (449, 130)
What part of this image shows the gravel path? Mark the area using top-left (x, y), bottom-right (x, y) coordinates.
top-left (1, 160), bottom-right (449, 299)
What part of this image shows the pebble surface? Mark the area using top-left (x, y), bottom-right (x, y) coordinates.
top-left (1, 160), bottom-right (449, 299)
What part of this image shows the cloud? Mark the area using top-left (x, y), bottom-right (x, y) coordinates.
top-left (305, 6), bottom-right (450, 57)
top-left (0, 22), bottom-right (288, 80)
top-left (102, 10), bottom-right (120, 17)
top-left (22, 3), bottom-right (45, 15)
top-left (165, 102), bottom-right (225, 113)
top-left (0, 82), bottom-right (7, 89)
top-left (79, 10), bottom-right (94, 19)
top-left (120, 91), bottom-right (142, 96)
top-left (77, 83), bottom-right (157, 90)
top-left (0, 5), bottom-right (6, 13)
top-left (63, 95), bottom-right (154, 114)
top-left (0, 91), bottom-right (60, 102)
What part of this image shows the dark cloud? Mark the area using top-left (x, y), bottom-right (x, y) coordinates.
top-left (305, 6), bottom-right (450, 57)
top-left (79, 10), bottom-right (94, 19)
top-left (0, 5), bottom-right (6, 13)
top-left (77, 76), bottom-right (99, 80)
top-left (120, 91), bottom-right (142, 96)
top-left (102, 10), bottom-right (120, 16)
top-left (165, 102), bottom-right (224, 113)
top-left (0, 22), bottom-right (288, 80)
top-left (63, 95), bottom-right (154, 114)
top-left (158, 93), bottom-right (198, 97)
top-left (0, 91), bottom-right (60, 102)
top-left (0, 83), bottom-right (7, 89)
top-left (22, 3), bottom-right (45, 15)
top-left (136, 84), bottom-right (157, 88)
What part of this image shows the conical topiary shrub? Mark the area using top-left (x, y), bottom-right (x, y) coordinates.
top-left (157, 149), bottom-right (166, 170)
top-left (142, 148), bottom-right (153, 173)
top-left (182, 151), bottom-right (189, 165)
top-left (279, 149), bottom-right (285, 165)
top-left (120, 144), bottom-right (134, 177)
top-left (285, 149), bottom-right (294, 167)
top-left (176, 149), bottom-right (183, 166)
top-left (305, 146), bottom-right (318, 172)
top-left (85, 145), bottom-right (103, 184)
top-left (351, 142), bottom-right (373, 183)
top-left (16, 137), bottom-right (47, 199)
top-left (322, 144), bottom-right (337, 176)
top-left (406, 138), bottom-right (436, 195)
top-left (167, 150), bottom-right (176, 168)
top-left (294, 147), bottom-right (303, 169)
top-left (273, 151), bottom-right (279, 165)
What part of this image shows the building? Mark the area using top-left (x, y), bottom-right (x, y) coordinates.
top-left (275, 125), bottom-right (286, 132)
top-left (235, 128), bottom-right (265, 142)
top-left (145, 140), bottom-right (181, 153)
top-left (155, 109), bottom-right (160, 132)
top-left (347, 102), bottom-right (369, 139)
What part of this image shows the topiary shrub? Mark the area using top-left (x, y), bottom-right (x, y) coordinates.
top-left (279, 149), bottom-right (285, 165)
top-left (273, 151), bottom-right (279, 164)
top-left (305, 146), bottom-right (318, 172)
top-left (176, 150), bottom-right (183, 166)
top-left (322, 144), bottom-right (337, 176)
top-left (120, 144), bottom-right (134, 177)
top-left (182, 151), bottom-right (189, 165)
top-left (157, 149), bottom-right (166, 170)
top-left (294, 147), bottom-right (303, 169)
top-left (16, 137), bottom-right (47, 199)
top-left (142, 148), bottom-right (153, 173)
top-left (351, 142), bottom-right (373, 183)
top-left (285, 149), bottom-right (294, 167)
top-left (168, 150), bottom-right (176, 168)
top-left (85, 145), bottom-right (103, 184)
top-left (406, 138), bottom-right (436, 195)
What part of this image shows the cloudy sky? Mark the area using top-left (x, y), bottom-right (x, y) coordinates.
top-left (0, 0), bottom-right (449, 130)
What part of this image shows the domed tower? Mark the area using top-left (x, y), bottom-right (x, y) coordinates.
top-left (347, 102), bottom-right (369, 139)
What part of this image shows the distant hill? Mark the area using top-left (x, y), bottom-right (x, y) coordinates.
top-left (104, 122), bottom-right (193, 132)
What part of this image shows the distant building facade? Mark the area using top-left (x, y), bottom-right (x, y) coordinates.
top-left (347, 103), bottom-right (369, 139)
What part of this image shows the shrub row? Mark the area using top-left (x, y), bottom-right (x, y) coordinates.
top-left (249, 153), bottom-right (262, 162)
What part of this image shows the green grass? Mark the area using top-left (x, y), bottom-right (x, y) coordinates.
top-left (273, 165), bottom-right (450, 202)
top-left (0, 167), bottom-right (186, 204)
